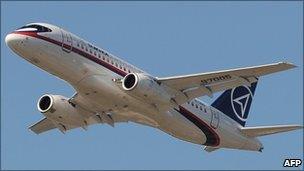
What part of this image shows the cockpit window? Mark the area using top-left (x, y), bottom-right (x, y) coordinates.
top-left (17, 24), bottom-right (52, 32)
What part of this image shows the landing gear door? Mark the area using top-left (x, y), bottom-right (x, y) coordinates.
top-left (210, 109), bottom-right (219, 129)
top-left (61, 30), bottom-right (73, 53)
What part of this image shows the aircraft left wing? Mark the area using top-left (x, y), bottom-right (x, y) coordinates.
top-left (157, 62), bottom-right (295, 104)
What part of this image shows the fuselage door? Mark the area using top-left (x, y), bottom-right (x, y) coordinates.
top-left (61, 30), bottom-right (73, 53)
top-left (210, 109), bottom-right (220, 129)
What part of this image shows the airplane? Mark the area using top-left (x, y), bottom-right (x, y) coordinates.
top-left (5, 22), bottom-right (302, 152)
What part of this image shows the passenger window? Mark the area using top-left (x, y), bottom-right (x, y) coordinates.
top-left (98, 54), bottom-right (101, 58)
top-left (195, 104), bottom-right (198, 108)
top-left (204, 108), bottom-right (207, 113)
top-left (200, 106), bottom-right (202, 110)
top-left (191, 102), bottom-right (194, 106)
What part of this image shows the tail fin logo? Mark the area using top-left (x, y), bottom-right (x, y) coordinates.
top-left (231, 85), bottom-right (253, 121)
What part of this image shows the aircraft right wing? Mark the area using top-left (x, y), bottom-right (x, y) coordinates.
top-left (29, 91), bottom-right (158, 134)
top-left (29, 117), bottom-right (56, 134)
top-left (157, 62), bottom-right (296, 105)
top-left (29, 113), bottom-right (130, 134)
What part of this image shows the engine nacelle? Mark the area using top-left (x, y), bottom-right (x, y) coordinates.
top-left (37, 94), bottom-right (84, 126)
top-left (122, 73), bottom-right (172, 106)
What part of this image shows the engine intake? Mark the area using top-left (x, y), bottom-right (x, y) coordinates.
top-left (122, 73), bottom-right (138, 90)
top-left (121, 73), bottom-right (171, 107)
top-left (37, 94), bottom-right (84, 126)
top-left (38, 95), bottom-right (53, 112)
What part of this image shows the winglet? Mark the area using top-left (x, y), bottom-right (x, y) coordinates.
top-left (278, 61), bottom-right (297, 69)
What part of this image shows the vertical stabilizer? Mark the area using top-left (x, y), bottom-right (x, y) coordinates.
top-left (211, 81), bottom-right (258, 126)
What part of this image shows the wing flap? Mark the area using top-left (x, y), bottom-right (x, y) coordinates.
top-left (240, 125), bottom-right (303, 137)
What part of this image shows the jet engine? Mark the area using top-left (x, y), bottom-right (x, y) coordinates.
top-left (121, 73), bottom-right (172, 106)
top-left (37, 94), bottom-right (84, 126)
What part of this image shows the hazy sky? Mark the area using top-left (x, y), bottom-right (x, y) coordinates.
top-left (1, 1), bottom-right (303, 170)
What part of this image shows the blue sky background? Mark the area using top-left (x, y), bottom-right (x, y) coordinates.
top-left (1, 1), bottom-right (303, 170)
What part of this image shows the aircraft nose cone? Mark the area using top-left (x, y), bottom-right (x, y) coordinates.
top-left (5, 33), bottom-right (19, 48)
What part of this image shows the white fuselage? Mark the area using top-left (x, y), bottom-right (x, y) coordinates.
top-left (5, 23), bottom-right (263, 151)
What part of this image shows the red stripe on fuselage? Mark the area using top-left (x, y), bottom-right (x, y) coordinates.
top-left (177, 106), bottom-right (220, 146)
top-left (12, 31), bottom-right (128, 77)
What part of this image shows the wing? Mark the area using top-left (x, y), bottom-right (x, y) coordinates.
top-left (29, 92), bottom-right (153, 134)
top-left (29, 117), bottom-right (56, 134)
top-left (157, 62), bottom-right (295, 104)
top-left (29, 93), bottom-right (131, 134)
top-left (29, 113), bottom-right (130, 134)
top-left (29, 117), bottom-right (82, 134)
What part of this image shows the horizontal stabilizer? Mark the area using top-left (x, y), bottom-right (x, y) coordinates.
top-left (240, 125), bottom-right (303, 137)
